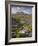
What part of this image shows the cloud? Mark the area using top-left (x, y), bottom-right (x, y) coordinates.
top-left (11, 6), bottom-right (32, 14)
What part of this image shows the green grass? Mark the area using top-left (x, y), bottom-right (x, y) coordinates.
top-left (11, 14), bottom-right (32, 38)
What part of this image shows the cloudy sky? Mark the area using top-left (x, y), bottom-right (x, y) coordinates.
top-left (11, 6), bottom-right (32, 14)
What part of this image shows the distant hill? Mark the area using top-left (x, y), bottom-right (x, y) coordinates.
top-left (11, 12), bottom-right (32, 24)
top-left (12, 12), bottom-right (32, 16)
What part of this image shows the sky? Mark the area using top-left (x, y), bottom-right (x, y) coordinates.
top-left (11, 6), bottom-right (32, 14)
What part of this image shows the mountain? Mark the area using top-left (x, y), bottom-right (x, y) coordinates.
top-left (12, 12), bottom-right (32, 16)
